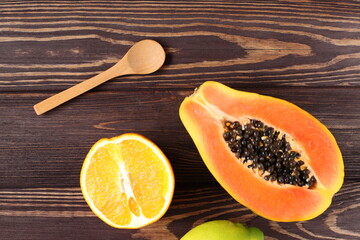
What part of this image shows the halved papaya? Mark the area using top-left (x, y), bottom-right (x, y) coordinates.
top-left (179, 81), bottom-right (344, 222)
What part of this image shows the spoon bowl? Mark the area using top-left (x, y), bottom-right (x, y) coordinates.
top-left (34, 39), bottom-right (166, 115)
top-left (124, 39), bottom-right (166, 75)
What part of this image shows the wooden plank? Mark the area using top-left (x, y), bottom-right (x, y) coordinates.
top-left (0, 181), bottom-right (359, 240)
top-left (1, 0), bottom-right (360, 91)
top-left (1, 1), bottom-right (359, 239)
top-left (0, 87), bottom-right (358, 188)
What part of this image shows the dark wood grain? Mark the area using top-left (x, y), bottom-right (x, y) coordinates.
top-left (0, 0), bottom-right (359, 239)
top-left (0, 181), bottom-right (359, 239)
top-left (1, 87), bottom-right (359, 187)
top-left (1, 0), bottom-right (360, 92)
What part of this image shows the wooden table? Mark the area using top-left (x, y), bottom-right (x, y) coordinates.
top-left (1, 0), bottom-right (359, 239)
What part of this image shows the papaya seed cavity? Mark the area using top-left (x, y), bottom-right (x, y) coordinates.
top-left (223, 119), bottom-right (317, 188)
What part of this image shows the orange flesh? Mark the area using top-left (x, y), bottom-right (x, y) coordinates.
top-left (82, 134), bottom-right (174, 228)
top-left (85, 144), bottom-right (133, 225)
top-left (180, 81), bottom-right (344, 221)
top-left (120, 139), bottom-right (168, 219)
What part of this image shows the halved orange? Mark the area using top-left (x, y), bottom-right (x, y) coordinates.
top-left (80, 133), bottom-right (175, 229)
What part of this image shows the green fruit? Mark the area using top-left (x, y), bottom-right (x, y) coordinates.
top-left (248, 227), bottom-right (264, 240)
top-left (180, 220), bottom-right (264, 240)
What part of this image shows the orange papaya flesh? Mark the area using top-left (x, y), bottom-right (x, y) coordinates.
top-left (179, 81), bottom-right (344, 222)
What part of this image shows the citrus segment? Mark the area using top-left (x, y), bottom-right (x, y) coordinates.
top-left (80, 133), bottom-right (174, 229)
top-left (121, 139), bottom-right (169, 219)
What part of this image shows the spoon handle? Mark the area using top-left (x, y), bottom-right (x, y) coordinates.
top-left (33, 61), bottom-right (129, 115)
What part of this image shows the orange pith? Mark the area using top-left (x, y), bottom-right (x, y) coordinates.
top-left (80, 133), bottom-right (175, 229)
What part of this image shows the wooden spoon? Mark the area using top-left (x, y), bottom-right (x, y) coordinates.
top-left (33, 39), bottom-right (166, 115)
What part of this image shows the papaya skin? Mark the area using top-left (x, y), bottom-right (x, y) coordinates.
top-left (179, 81), bottom-right (344, 222)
